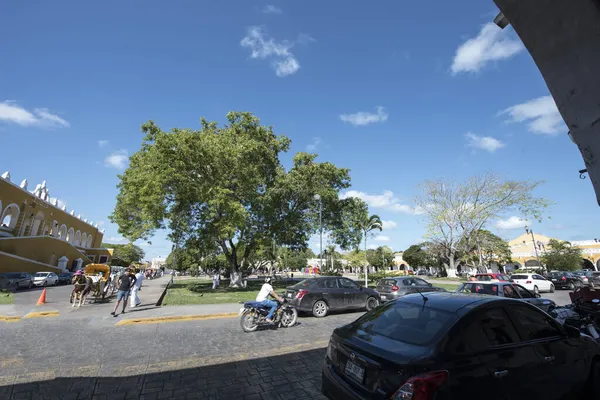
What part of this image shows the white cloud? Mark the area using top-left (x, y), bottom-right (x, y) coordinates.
top-left (97, 140), bottom-right (109, 147)
top-left (105, 236), bottom-right (129, 244)
top-left (241, 26), bottom-right (301, 77)
top-left (104, 149), bottom-right (129, 170)
top-left (340, 106), bottom-right (388, 127)
top-left (341, 190), bottom-right (422, 215)
top-left (263, 5), bottom-right (282, 14)
top-left (495, 216), bottom-right (529, 230)
top-left (49, 197), bottom-right (67, 209)
top-left (367, 244), bottom-right (378, 250)
top-left (374, 235), bottom-right (390, 242)
top-left (499, 96), bottom-right (565, 135)
top-left (306, 137), bottom-right (322, 152)
top-left (0, 101), bottom-right (69, 128)
top-left (465, 132), bottom-right (505, 152)
top-left (382, 220), bottom-right (398, 230)
top-left (451, 22), bottom-right (524, 74)
top-left (297, 33), bottom-right (316, 44)
top-left (97, 221), bottom-right (105, 226)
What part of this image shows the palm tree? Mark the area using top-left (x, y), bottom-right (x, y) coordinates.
top-left (358, 214), bottom-right (383, 286)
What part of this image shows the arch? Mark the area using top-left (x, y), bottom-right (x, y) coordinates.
top-left (400, 263), bottom-right (406, 271)
top-left (29, 211), bottom-right (45, 236)
top-left (524, 259), bottom-right (542, 267)
top-left (49, 220), bottom-right (59, 237)
top-left (581, 258), bottom-right (595, 271)
top-left (66, 227), bottom-right (75, 243)
top-left (0, 203), bottom-right (20, 229)
top-left (74, 230), bottom-right (81, 246)
top-left (86, 235), bottom-right (93, 248)
top-left (42, 225), bottom-right (50, 235)
top-left (81, 233), bottom-right (87, 247)
top-left (57, 224), bottom-right (68, 240)
top-left (20, 216), bottom-right (32, 236)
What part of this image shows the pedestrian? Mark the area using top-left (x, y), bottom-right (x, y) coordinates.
top-left (130, 268), bottom-right (144, 308)
top-left (111, 269), bottom-right (137, 317)
top-left (212, 272), bottom-right (220, 289)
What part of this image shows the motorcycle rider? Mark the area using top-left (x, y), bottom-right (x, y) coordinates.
top-left (256, 277), bottom-right (285, 323)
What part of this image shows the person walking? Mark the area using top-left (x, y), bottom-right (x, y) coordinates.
top-left (212, 272), bottom-right (220, 290)
top-left (111, 269), bottom-right (137, 317)
top-left (130, 268), bottom-right (144, 308)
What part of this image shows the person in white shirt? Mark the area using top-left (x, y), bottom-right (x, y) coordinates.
top-left (256, 277), bottom-right (285, 323)
top-left (130, 268), bottom-right (144, 307)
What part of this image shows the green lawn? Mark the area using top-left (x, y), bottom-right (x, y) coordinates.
top-left (0, 291), bottom-right (14, 305)
top-left (436, 283), bottom-right (460, 291)
top-left (162, 279), bottom-right (293, 305)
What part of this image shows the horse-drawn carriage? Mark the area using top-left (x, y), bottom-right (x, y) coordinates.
top-left (70, 264), bottom-right (113, 306)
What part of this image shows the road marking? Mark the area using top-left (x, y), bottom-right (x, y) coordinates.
top-left (23, 311), bottom-right (59, 318)
top-left (115, 312), bottom-right (238, 326)
top-left (0, 315), bottom-right (21, 322)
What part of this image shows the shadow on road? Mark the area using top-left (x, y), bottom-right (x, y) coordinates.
top-left (0, 347), bottom-right (328, 400)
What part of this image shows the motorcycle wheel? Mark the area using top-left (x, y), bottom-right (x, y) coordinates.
top-left (280, 308), bottom-right (298, 328)
top-left (240, 309), bottom-right (259, 332)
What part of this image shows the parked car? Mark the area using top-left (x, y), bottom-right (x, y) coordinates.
top-left (57, 272), bottom-right (73, 285)
top-left (416, 270), bottom-right (427, 276)
top-left (0, 272), bottom-right (34, 289)
top-left (321, 292), bottom-right (600, 400)
top-left (284, 277), bottom-right (380, 318)
top-left (455, 281), bottom-right (556, 312)
top-left (548, 271), bottom-right (584, 290)
top-left (376, 276), bottom-right (446, 303)
top-left (474, 273), bottom-right (511, 282)
top-left (0, 275), bottom-right (17, 291)
top-left (510, 273), bottom-right (555, 294)
top-left (573, 271), bottom-right (600, 288)
top-left (33, 272), bottom-right (59, 287)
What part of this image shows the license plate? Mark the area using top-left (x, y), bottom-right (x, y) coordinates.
top-left (380, 295), bottom-right (387, 300)
top-left (344, 360), bottom-right (365, 383)
top-left (287, 293), bottom-right (292, 298)
top-left (552, 279), bottom-right (557, 282)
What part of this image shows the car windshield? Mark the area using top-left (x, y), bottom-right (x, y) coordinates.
top-left (353, 301), bottom-right (456, 346)
top-left (1, 273), bottom-right (20, 279)
top-left (510, 275), bottom-right (528, 280)
top-left (34, 273), bottom-right (49, 277)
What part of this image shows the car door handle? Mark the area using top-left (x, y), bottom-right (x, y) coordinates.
top-left (494, 370), bottom-right (508, 378)
top-left (544, 356), bottom-right (555, 362)
top-left (344, 292), bottom-right (350, 295)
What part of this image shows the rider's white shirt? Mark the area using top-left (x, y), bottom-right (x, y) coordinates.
top-left (256, 283), bottom-right (273, 302)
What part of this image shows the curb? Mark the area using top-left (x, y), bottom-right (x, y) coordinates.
top-left (23, 311), bottom-right (60, 319)
top-left (115, 312), bottom-right (239, 326)
top-left (0, 315), bottom-right (21, 322)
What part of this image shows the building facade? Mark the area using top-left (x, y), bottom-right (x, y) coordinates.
top-left (0, 172), bottom-right (112, 273)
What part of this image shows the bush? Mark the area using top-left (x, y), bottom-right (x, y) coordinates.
top-left (358, 270), bottom-right (407, 283)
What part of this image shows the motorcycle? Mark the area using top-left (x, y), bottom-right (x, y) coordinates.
top-left (239, 298), bottom-right (298, 333)
top-left (550, 286), bottom-right (600, 341)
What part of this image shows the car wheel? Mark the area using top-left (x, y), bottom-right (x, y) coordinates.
top-left (312, 300), bottom-right (329, 318)
top-left (366, 296), bottom-right (379, 311)
top-left (533, 285), bottom-right (539, 295)
top-left (592, 282), bottom-right (596, 289)
top-left (28, 282), bottom-right (33, 289)
top-left (569, 281), bottom-right (575, 290)
top-left (43, 281), bottom-right (47, 287)
top-left (550, 284), bottom-right (555, 293)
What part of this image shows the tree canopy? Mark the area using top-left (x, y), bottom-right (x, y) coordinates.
top-left (366, 246), bottom-right (394, 270)
top-left (101, 243), bottom-right (145, 266)
top-left (402, 244), bottom-right (435, 268)
top-left (110, 112), bottom-right (353, 285)
top-left (541, 239), bottom-right (583, 271)
top-left (414, 173), bottom-right (549, 276)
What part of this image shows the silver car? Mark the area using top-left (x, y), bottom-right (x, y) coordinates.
top-left (0, 272), bottom-right (34, 289)
top-left (376, 276), bottom-right (446, 302)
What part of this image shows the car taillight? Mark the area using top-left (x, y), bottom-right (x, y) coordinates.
top-left (296, 289), bottom-right (308, 299)
top-left (562, 277), bottom-right (566, 281)
top-left (526, 281), bottom-right (532, 284)
top-left (391, 370), bottom-right (448, 400)
top-left (391, 285), bottom-right (399, 292)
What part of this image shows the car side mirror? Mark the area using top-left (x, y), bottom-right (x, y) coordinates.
top-left (428, 283), bottom-right (433, 287)
top-left (564, 324), bottom-right (580, 338)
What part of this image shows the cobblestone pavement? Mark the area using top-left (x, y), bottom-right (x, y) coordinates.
top-left (0, 311), bottom-right (364, 399)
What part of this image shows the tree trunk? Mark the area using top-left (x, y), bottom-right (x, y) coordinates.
top-left (230, 268), bottom-right (243, 287)
top-left (446, 255), bottom-right (458, 278)
top-left (364, 233), bottom-right (368, 287)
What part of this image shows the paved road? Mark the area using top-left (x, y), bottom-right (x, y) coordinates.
top-left (0, 311), bottom-right (364, 399)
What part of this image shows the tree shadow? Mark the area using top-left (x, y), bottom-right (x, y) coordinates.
top-left (0, 347), bottom-right (329, 400)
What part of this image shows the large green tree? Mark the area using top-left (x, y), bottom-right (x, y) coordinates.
top-left (458, 230), bottom-right (512, 270)
top-left (414, 173), bottom-right (549, 277)
top-left (101, 243), bottom-right (145, 266)
top-left (541, 239), bottom-right (583, 272)
top-left (402, 244), bottom-right (435, 268)
top-left (366, 246), bottom-right (394, 270)
top-left (110, 112), bottom-right (352, 286)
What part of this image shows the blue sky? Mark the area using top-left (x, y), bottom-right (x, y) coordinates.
top-left (1, 1), bottom-right (596, 261)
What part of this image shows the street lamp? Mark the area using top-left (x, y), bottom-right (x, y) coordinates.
top-left (524, 226), bottom-right (544, 271)
top-left (314, 194), bottom-right (323, 272)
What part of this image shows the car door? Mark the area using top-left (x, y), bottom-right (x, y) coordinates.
top-left (318, 278), bottom-right (344, 310)
top-left (337, 278), bottom-right (365, 308)
top-left (506, 305), bottom-right (587, 400)
top-left (532, 274), bottom-right (551, 292)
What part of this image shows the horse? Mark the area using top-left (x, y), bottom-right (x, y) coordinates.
top-left (70, 275), bottom-right (93, 307)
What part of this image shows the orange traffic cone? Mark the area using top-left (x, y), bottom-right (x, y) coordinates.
top-left (36, 288), bottom-right (47, 306)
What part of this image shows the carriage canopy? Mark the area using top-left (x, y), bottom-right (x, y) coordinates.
top-left (84, 264), bottom-right (111, 281)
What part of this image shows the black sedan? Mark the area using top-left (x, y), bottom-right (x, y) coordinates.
top-left (376, 276), bottom-right (445, 302)
top-left (57, 272), bottom-right (73, 285)
top-left (548, 271), bottom-right (584, 290)
top-left (456, 281), bottom-right (556, 312)
top-left (322, 292), bottom-right (600, 400)
top-left (284, 277), bottom-right (380, 318)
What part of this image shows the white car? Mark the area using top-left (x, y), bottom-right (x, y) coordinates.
top-left (33, 272), bottom-right (59, 287)
top-left (510, 273), bottom-right (555, 294)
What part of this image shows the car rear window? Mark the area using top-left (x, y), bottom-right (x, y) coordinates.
top-left (476, 275), bottom-right (492, 281)
top-left (510, 275), bottom-right (528, 280)
top-left (289, 279), bottom-right (315, 289)
top-left (548, 272), bottom-right (564, 278)
top-left (353, 301), bottom-right (456, 346)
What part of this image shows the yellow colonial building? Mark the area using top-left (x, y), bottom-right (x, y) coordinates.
top-left (0, 172), bottom-right (113, 274)
top-left (507, 233), bottom-right (600, 271)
